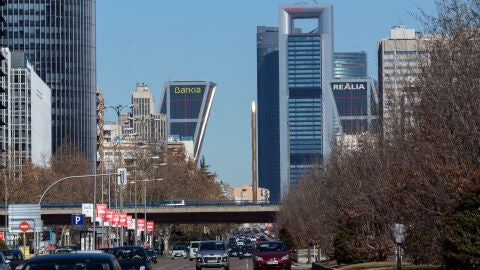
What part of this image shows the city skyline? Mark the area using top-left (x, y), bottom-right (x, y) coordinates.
top-left (97, 1), bottom-right (438, 188)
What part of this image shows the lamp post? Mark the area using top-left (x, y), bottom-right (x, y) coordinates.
top-left (104, 104), bottom-right (133, 246)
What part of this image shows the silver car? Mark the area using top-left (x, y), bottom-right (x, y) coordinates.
top-left (195, 240), bottom-right (229, 270)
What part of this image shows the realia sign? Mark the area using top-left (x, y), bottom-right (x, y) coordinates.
top-left (331, 82), bottom-right (367, 91)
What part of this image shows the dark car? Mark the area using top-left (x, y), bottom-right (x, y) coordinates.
top-left (0, 249), bottom-right (24, 270)
top-left (20, 253), bottom-right (121, 270)
top-left (228, 245), bottom-right (240, 257)
top-left (145, 248), bottom-right (157, 264)
top-left (253, 241), bottom-right (292, 270)
top-left (109, 246), bottom-right (152, 270)
top-left (239, 245), bottom-right (255, 259)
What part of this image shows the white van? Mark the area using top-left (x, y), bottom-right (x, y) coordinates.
top-left (188, 241), bottom-right (201, 261)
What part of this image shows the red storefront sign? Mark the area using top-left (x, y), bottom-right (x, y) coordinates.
top-left (105, 209), bottom-right (114, 223)
top-left (119, 213), bottom-right (127, 227)
top-left (146, 221), bottom-right (154, 232)
top-left (96, 204), bottom-right (107, 219)
top-left (136, 218), bottom-right (145, 231)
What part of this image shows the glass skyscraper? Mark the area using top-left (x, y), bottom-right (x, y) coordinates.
top-left (256, 26), bottom-right (281, 203)
top-left (1, 1), bottom-right (96, 167)
top-left (279, 4), bottom-right (336, 196)
top-left (159, 81), bottom-right (216, 163)
top-left (334, 52), bottom-right (368, 79)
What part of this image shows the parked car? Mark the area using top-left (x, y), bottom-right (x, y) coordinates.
top-left (170, 244), bottom-right (187, 259)
top-left (195, 240), bottom-right (229, 270)
top-left (109, 246), bottom-right (152, 270)
top-left (145, 248), bottom-right (157, 264)
top-left (188, 241), bottom-right (201, 261)
top-left (19, 253), bottom-right (122, 270)
top-left (253, 241), bottom-right (292, 270)
top-left (0, 249), bottom-right (24, 270)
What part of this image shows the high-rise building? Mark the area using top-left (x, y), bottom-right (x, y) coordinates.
top-left (378, 26), bottom-right (426, 135)
top-left (278, 4), bottom-right (337, 199)
top-left (1, 1), bottom-right (96, 168)
top-left (159, 81), bottom-right (217, 162)
top-left (0, 49), bottom-right (52, 169)
top-left (334, 52), bottom-right (368, 79)
top-left (330, 79), bottom-right (379, 135)
top-left (122, 83), bottom-right (167, 156)
top-left (256, 26), bottom-right (281, 204)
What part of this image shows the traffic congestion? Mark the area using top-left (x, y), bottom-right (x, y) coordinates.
top-left (0, 224), bottom-right (310, 270)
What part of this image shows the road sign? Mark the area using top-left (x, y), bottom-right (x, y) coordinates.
top-left (19, 221), bottom-right (30, 232)
top-left (72, 214), bottom-right (84, 226)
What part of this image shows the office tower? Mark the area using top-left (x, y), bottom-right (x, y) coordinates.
top-left (278, 4), bottom-right (336, 200)
top-left (256, 26), bottom-right (281, 203)
top-left (159, 81), bottom-right (217, 162)
top-left (330, 79), bottom-right (379, 135)
top-left (0, 49), bottom-right (51, 169)
top-left (334, 52), bottom-right (368, 79)
top-left (123, 83), bottom-right (167, 155)
top-left (1, 1), bottom-right (96, 168)
top-left (378, 26), bottom-right (426, 135)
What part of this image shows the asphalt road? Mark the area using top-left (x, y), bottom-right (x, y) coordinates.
top-left (151, 254), bottom-right (310, 270)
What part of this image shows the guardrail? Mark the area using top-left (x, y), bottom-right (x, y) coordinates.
top-left (0, 200), bottom-right (279, 209)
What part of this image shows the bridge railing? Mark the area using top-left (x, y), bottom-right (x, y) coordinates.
top-left (0, 200), bottom-right (279, 209)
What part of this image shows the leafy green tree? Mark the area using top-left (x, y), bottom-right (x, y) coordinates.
top-left (443, 184), bottom-right (480, 269)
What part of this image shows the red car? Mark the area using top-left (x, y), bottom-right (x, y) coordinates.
top-left (253, 241), bottom-right (292, 270)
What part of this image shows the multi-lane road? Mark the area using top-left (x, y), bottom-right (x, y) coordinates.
top-left (151, 254), bottom-right (309, 270)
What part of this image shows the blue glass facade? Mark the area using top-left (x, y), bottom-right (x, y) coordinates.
top-left (1, 0), bottom-right (96, 167)
top-left (160, 81), bottom-right (216, 162)
top-left (331, 79), bottom-right (379, 135)
top-left (278, 4), bottom-right (335, 200)
top-left (333, 52), bottom-right (368, 79)
top-left (256, 26), bottom-right (281, 203)
top-left (287, 35), bottom-right (323, 188)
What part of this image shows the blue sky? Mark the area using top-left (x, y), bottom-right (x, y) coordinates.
top-left (97, 1), bottom-right (437, 188)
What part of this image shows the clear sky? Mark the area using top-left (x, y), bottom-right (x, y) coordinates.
top-left (97, 1), bottom-right (437, 188)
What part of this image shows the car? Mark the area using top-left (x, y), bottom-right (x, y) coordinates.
top-left (253, 241), bottom-right (292, 270)
top-left (0, 249), bottom-right (24, 270)
top-left (170, 244), bottom-right (187, 259)
top-left (227, 245), bottom-right (240, 257)
top-left (0, 252), bottom-right (11, 270)
top-left (19, 253), bottom-right (122, 270)
top-left (188, 241), bottom-right (201, 261)
top-left (145, 248), bottom-right (157, 264)
top-left (109, 246), bottom-right (152, 270)
top-left (195, 240), bottom-right (229, 270)
top-left (238, 245), bottom-right (255, 259)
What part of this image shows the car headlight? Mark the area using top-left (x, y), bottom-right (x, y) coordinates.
top-left (139, 266), bottom-right (146, 270)
top-left (254, 256), bottom-right (263, 261)
top-left (223, 252), bottom-right (228, 257)
top-left (281, 254), bottom-right (290, 260)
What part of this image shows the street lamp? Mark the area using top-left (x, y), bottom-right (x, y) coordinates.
top-left (104, 104), bottom-right (134, 246)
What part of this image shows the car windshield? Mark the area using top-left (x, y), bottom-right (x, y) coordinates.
top-left (257, 242), bottom-right (287, 252)
top-left (24, 262), bottom-right (110, 270)
top-left (173, 245), bottom-right (186, 250)
top-left (113, 248), bottom-right (146, 260)
top-left (191, 243), bottom-right (199, 248)
top-left (0, 250), bottom-right (23, 260)
top-left (200, 242), bottom-right (226, 251)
